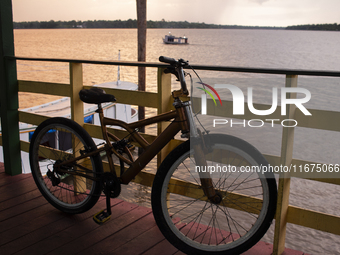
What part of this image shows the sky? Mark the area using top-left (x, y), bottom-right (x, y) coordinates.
top-left (12, 0), bottom-right (340, 27)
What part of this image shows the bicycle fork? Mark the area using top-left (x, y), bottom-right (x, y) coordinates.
top-left (183, 102), bottom-right (222, 204)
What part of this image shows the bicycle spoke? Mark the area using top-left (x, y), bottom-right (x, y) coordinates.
top-left (153, 135), bottom-right (276, 254)
top-left (30, 119), bottom-right (102, 214)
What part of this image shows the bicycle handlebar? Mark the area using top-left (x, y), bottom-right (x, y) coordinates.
top-left (159, 56), bottom-right (178, 65)
top-left (159, 56), bottom-right (189, 95)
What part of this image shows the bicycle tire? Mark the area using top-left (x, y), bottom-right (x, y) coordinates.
top-left (29, 117), bottom-right (103, 214)
top-left (151, 134), bottom-right (277, 255)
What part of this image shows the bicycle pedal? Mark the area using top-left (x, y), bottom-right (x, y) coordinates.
top-left (93, 209), bottom-right (111, 225)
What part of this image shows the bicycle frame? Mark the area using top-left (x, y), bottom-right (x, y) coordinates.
top-left (54, 89), bottom-right (220, 203)
top-left (99, 99), bottom-right (218, 201)
top-left (98, 103), bottom-right (187, 184)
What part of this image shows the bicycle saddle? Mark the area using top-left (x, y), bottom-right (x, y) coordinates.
top-left (79, 87), bottom-right (116, 104)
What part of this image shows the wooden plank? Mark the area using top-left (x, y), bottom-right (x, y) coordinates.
top-left (29, 142), bottom-right (71, 162)
top-left (70, 62), bottom-right (83, 125)
top-left (18, 80), bottom-right (70, 97)
top-left (125, 168), bottom-right (264, 215)
top-left (264, 154), bottom-right (340, 185)
top-left (80, 209), bottom-right (156, 255)
top-left (305, 177), bottom-right (340, 185)
top-left (83, 123), bottom-right (157, 144)
top-left (20, 140), bottom-right (30, 153)
top-left (0, 197), bottom-right (49, 236)
top-left (112, 225), bottom-right (165, 255)
top-left (264, 154), bottom-right (281, 167)
top-left (70, 63), bottom-right (86, 193)
top-left (0, 188), bottom-right (42, 212)
top-left (0, 204), bottom-right (65, 246)
top-left (87, 123), bottom-right (183, 149)
top-left (273, 75), bottom-right (297, 255)
top-left (173, 251), bottom-right (187, 255)
top-left (192, 97), bottom-right (340, 132)
top-left (0, 175), bottom-right (39, 202)
top-left (287, 205), bottom-right (340, 235)
top-left (0, 202), bottom-right (52, 234)
top-left (296, 108), bottom-right (340, 132)
top-left (157, 68), bottom-right (173, 167)
top-left (167, 176), bottom-right (264, 214)
top-left (47, 204), bottom-right (150, 255)
top-left (14, 199), bottom-right (122, 255)
top-left (83, 85), bottom-right (158, 108)
top-left (289, 158), bottom-right (340, 181)
top-left (18, 111), bottom-right (49, 126)
top-left (0, 208), bottom-right (75, 254)
top-left (142, 239), bottom-right (179, 255)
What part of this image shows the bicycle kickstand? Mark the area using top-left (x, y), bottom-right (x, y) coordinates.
top-left (93, 191), bottom-right (112, 225)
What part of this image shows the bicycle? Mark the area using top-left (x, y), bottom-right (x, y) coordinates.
top-left (29, 56), bottom-right (277, 255)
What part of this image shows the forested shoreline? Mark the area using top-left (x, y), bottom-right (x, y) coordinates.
top-left (13, 19), bottom-right (340, 31)
top-left (13, 19), bottom-right (282, 29)
top-left (286, 23), bottom-right (340, 31)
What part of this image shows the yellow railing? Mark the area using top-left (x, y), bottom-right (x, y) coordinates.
top-left (7, 57), bottom-right (340, 254)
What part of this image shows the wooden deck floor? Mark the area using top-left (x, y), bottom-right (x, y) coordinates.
top-left (0, 163), bottom-right (308, 255)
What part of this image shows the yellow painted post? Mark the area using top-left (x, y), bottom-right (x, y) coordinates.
top-left (69, 62), bottom-right (85, 193)
top-left (69, 62), bottom-right (84, 125)
top-left (157, 67), bottom-right (172, 168)
top-left (273, 75), bottom-right (298, 255)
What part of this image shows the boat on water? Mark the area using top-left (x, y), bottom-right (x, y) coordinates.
top-left (163, 32), bottom-right (188, 45)
top-left (0, 80), bottom-right (138, 174)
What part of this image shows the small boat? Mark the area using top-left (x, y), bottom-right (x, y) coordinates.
top-left (163, 32), bottom-right (188, 45)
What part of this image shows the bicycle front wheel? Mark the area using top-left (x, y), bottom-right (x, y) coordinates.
top-left (29, 117), bottom-right (103, 214)
top-left (152, 134), bottom-right (277, 255)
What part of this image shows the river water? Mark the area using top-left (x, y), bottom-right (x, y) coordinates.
top-left (13, 28), bottom-right (340, 254)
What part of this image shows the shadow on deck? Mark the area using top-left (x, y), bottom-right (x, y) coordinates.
top-left (0, 163), bottom-right (308, 255)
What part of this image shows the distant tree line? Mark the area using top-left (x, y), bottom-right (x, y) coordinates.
top-left (14, 20), bottom-right (82, 29)
top-left (14, 20), bottom-right (340, 31)
top-left (286, 23), bottom-right (340, 31)
top-left (13, 19), bottom-right (283, 30)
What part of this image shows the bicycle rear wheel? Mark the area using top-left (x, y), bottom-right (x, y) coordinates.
top-left (29, 117), bottom-right (103, 214)
top-left (152, 134), bottom-right (277, 255)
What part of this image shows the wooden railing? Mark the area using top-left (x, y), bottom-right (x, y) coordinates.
top-left (2, 56), bottom-right (340, 254)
